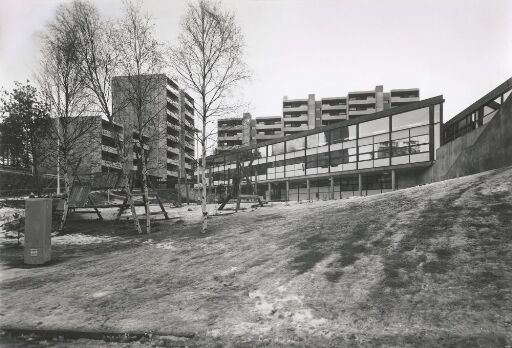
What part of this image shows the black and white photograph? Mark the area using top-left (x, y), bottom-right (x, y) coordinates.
top-left (0, 0), bottom-right (511, 346)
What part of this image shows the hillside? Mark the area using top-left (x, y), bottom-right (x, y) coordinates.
top-left (1, 166), bottom-right (512, 347)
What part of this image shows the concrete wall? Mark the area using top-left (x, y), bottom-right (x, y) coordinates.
top-left (424, 94), bottom-right (512, 182)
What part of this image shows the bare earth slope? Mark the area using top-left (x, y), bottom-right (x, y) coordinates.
top-left (1, 166), bottom-right (512, 347)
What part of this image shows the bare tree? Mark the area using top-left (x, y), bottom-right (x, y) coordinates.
top-left (110, 0), bottom-right (166, 234)
top-left (38, 3), bottom-right (99, 230)
top-left (67, 0), bottom-right (143, 233)
top-left (170, 0), bottom-right (250, 233)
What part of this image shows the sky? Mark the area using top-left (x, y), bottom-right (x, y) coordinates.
top-left (1, 0), bottom-right (511, 121)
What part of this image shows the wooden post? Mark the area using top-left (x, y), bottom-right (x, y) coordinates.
top-left (307, 179), bottom-right (310, 201)
top-left (267, 182), bottom-right (271, 202)
top-left (286, 180), bottom-right (290, 202)
top-left (329, 176), bottom-right (334, 200)
top-left (392, 169), bottom-right (396, 191)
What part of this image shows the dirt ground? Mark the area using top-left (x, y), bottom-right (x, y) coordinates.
top-left (1, 167), bottom-right (512, 347)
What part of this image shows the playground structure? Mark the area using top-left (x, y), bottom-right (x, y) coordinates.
top-left (59, 171), bottom-right (169, 230)
top-left (218, 149), bottom-right (264, 211)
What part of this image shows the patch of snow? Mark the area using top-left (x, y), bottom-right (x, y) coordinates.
top-left (52, 234), bottom-right (121, 245)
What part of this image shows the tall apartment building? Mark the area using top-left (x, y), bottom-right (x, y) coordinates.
top-left (217, 113), bottom-right (254, 153)
top-left (112, 74), bottom-right (195, 187)
top-left (255, 116), bottom-right (283, 144)
top-left (216, 85), bottom-right (419, 152)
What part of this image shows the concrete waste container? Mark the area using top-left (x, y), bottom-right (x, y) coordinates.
top-left (24, 198), bottom-right (52, 265)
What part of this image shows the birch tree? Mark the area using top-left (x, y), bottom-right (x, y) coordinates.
top-left (170, 0), bottom-right (250, 233)
top-left (110, 0), bottom-right (166, 234)
top-left (38, 4), bottom-right (98, 230)
top-left (66, 0), bottom-right (143, 233)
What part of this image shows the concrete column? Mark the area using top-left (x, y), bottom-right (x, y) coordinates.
top-left (286, 180), bottom-right (290, 201)
top-left (358, 174), bottom-right (363, 196)
top-left (307, 179), bottom-right (310, 201)
top-left (267, 182), bottom-right (271, 202)
top-left (329, 176), bottom-right (334, 200)
top-left (391, 169), bottom-right (396, 191)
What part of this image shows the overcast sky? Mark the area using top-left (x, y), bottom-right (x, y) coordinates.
top-left (1, 0), bottom-right (511, 121)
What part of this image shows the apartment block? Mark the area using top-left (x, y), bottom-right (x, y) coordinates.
top-left (217, 113), bottom-right (254, 153)
top-left (282, 95), bottom-right (315, 136)
top-left (320, 97), bottom-right (348, 126)
top-left (112, 74), bottom-right (195, 187)
top-left (255, 116), bottom-right (283, 143)
top-left (215, 85), bottom-right (419, 153)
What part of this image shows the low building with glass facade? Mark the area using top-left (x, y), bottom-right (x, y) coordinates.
top-left (205, 95), bottom-right (443, 201)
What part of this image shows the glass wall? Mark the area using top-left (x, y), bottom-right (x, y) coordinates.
top-left (206, 102), bottom-right (442, 185)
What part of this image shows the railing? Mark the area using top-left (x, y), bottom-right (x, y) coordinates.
top-left (443, 77), bottom-right (512, 144)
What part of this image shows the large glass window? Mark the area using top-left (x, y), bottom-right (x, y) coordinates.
top-left (373, 133), bottom-right (390, 167)
top-left (392, 107), bottom-right (429, 131)
top-left (272, 142), bottom-right (285, 156)
top-left (286, 137), bottom-right (305, 152)
top-left (359, 117), bottom-right (389, 137)
top-left (330, 125), bottom-right (356, 144)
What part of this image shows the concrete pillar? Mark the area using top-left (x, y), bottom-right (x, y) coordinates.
top-left (267, 182), bottom-right (271, 202)
top-left (391, 169), bottom-right (396, 191)
top-left (286, 180), bottom-right (290, 201)
top-left (329, 176), bottom-right (334, 200)
top-left (358, 174), bottom-right (363, 196)
top-left (24, 198), bottom-right (52, 265)
top-left (307, 179), bottom-right (310, 201)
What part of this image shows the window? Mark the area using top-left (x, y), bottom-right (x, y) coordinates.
top-left (272, 142), bottom-right (285, 155)
top-left (359, 117), bottom-right (389, 137)
top-left (330, 125), bottom-right (356, 144)
top-left (286, 137), bottom-right (305, 152)
top-left (392, 107), bottom-right (429, 131)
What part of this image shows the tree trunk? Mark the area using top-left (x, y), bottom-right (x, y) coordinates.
top-left (201, 131), bottom-right (207, 233)
top-left (59, 168), bottom-right (72, 231)
top-left (139, 149), bottom-right (151, 234)
top-left (122, 171), bottom-right (142, 234)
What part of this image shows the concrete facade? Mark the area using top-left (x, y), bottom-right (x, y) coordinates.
top-left (423, 87), bottom-right (512, 182)
top-left (112, 74), bottom-right (195, 186)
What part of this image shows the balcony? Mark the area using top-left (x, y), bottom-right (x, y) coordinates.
top-left (167, 121), bottom-right (180, 130)
top-left (321, 113), bottom-right (347, 121)
top-left (184, 141), bottom-right (195, 150)
top-left (182, 119), bottom-right (194, 130)
top-left (167, 134), bottom-right (179, 143)
top-left (218, 122), bottom-right (243, 130)
top-left (168, 146), bottom-right (180, 154)
top-left (255, 123), bottom-right (282, 130)
top-left (282, 104), bottom-right (308, 112)
top-left (166, 82), bottom-right (179, 95)
top-left (348, 97), bottom-right (376, 105)
top-left (391, 96), bottom-right (419, 104)
top-left (101, 145), bottom-right (118, 154)
top-left (321, 104), bottom-right (347, 111)
top-left (218, 133), bottom-right (242, 141)
top-left (167, 158), bottom-right (180, 166)
top-left (167, 170), bottom-right (178, 177)
top-left (101, 128), bottom-right (122, 140)
top-left (283, 124), bottom-right (309, 132)
top-left (167, 108), bottom-right (180, 119)
top-left (283, 115), bottom-right (308, 122)
top-left (101, 160), bottom-right (122, 170)
top-left (349, 108), bottom-right (376, 116)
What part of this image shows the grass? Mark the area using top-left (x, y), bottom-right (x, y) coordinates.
top-left (1, 166), bottom-right (512, 347)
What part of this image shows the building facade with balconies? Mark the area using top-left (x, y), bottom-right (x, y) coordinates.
top-left (112, 74), bottom-right (195, 187)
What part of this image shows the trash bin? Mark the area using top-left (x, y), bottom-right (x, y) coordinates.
top-left (24, 198), bottom-right (52, 265)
